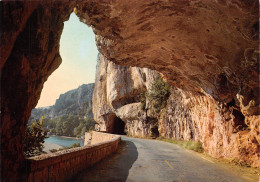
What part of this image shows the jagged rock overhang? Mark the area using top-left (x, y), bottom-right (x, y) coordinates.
top-left (75, 0), bottom-right (259, 106)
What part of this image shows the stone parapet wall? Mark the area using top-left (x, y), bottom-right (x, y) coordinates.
top-left (91, 131), bottom-right (118, 145)
top-left (84, 131), bottom-right (117, 145)
top-left (26, 133), bottom-right (120, 182)
top-left (84, 132), bottom-right (92, 146)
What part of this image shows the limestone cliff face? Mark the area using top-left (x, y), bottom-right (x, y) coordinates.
top-left (92, 53), bottom-right (159, 135)
top-left (30, 83), bottom-right (94, 120)
top-left (159, 88), bottom-right (260, 168)
top-left (93, 55), bottom-right (259, 167)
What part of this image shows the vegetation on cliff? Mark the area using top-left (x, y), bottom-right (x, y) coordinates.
top-left (30, 84), bottom-right (94, 122)
top-left (157, 136), bottom-right (204, 153)
top-left (28, 102), bottom-right (96, 138)
top-left (28, 114), bottom-right (96, 138)
top-left (46, 115), bottom-right (96, 137)
top-left (141, 77), bottom-right (171, 113)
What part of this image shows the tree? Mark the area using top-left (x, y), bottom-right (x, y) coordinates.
top-left (62, 119), bottom-right (73, 136)
top-left (23, 117), bottom-right (49, 157)
top-left (146, 77), bottom-right (171, 113)
top-left (74, 122), bottom-right (84, 137)
top-left (81, 126), bottom-right (87, 136)
top-left (140, 92), bottom-right (146, 110)
top-left (55, 118), bottom-right (63, 136)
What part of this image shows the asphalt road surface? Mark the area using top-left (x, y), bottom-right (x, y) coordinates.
top-left (72, 136), bottom-right (250, 182)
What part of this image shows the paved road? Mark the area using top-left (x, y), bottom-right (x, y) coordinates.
top-left (72, 136), bottom-right (249, 182)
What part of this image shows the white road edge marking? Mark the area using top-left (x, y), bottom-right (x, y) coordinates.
top-left (200, 156), bottom-right (215, 164)
top-left (186, 150), bottom-right (214, 164)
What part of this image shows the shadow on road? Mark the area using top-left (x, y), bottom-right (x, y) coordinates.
top-left (70, 140), bottom-right (138, 182)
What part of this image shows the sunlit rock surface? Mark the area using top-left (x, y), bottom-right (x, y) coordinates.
top-left (159, 88), bottom-right (260, 168)
top-left (92, 53), bottom-right (159, 135)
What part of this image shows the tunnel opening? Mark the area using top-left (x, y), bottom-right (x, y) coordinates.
top-left (151, 126), bottom-right (159, 138)
top-left (112, 117), bottom-right (126, 135)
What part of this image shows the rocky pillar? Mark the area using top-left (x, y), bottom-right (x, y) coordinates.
top-left (1, 2), bottom-right (75, 181)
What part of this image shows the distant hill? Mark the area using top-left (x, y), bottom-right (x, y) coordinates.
top-left (29, 83), bottom-right (94, 122)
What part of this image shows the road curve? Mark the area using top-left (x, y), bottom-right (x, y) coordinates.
top-left (72, 136), bottom-right (249, 182)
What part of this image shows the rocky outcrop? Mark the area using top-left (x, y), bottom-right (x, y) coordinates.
top-left (1, 1), bottom-right (259, 180)
top-left (1, 1), bottom-right (76, 181)
top-left (116, 103), bottom-right (159, 137)
top-left (30, 83), bottom-right (94, 120)
top-left (92, 53), bottom-right (159, 135)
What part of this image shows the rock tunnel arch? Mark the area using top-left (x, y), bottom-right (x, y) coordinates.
top-left (1, 1), bottom-right (259, 181)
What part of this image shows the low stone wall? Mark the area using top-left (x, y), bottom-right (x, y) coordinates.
top-left (84, 131), bottom-right (117, 145)
top-left (84, 132), bottom-right (92, 146)
top-left (26, 133), bottom-right (120, 182)
top-left (91, 131), bottom-right (117, 145)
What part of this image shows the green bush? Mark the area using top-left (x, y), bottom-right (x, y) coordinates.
top-left (146, 77), bottom-right (171, 113)
top-left (70, 143), bottom-right (80, 148)
top-left (183, 141), bottom-right (203, 153)
top-left (23, 117), bottom-right (49, 157)
top-left (50, 149), bottom-right (58, 153)
top-left (140, 92), bottom-right (146, 110)
top-left (157, 137), bottom-right (204, 153)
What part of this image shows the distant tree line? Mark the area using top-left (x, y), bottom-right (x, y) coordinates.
top-left (27, 103), bottom-right (96, 138)
top-left (24, 102), bottom-right (96, 157)
top-left (41, 115), bottom-right (96, 137)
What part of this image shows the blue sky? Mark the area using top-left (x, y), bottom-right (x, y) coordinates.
top-left (36, 13), bottom-right (98, 107)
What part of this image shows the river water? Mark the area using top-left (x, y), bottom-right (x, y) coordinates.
top-left (44, 136), bottom-right (84, 147)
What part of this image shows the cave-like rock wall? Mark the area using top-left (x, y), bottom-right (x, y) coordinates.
top-left (1, 0), bottom-right (259, 180)
top-left (1, 1), bottom-right (75, 181)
